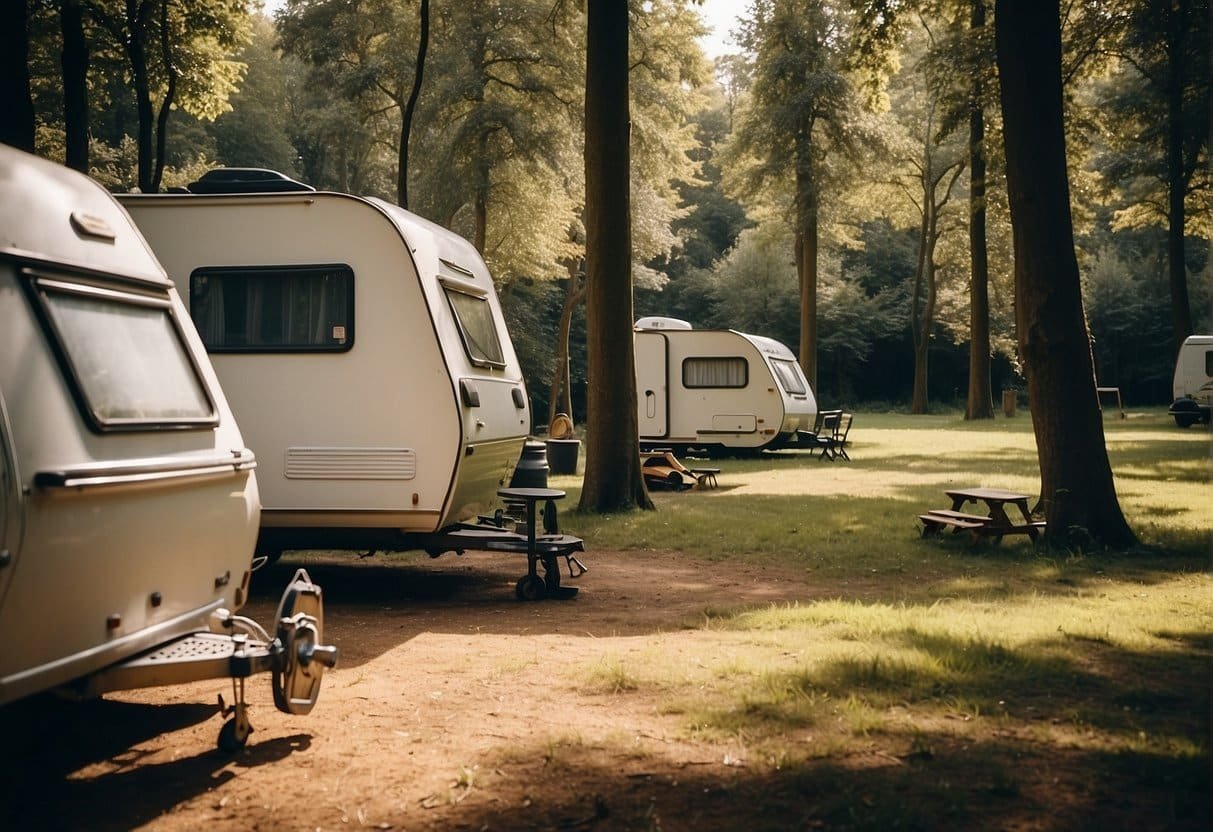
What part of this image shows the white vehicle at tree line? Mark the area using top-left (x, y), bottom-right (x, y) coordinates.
top-left (634, 316), bottom-right (819, 456)
top-left (0, 147), bottom-right (336, 751)
top-left (1168, 335), bottom-right (1213, 427)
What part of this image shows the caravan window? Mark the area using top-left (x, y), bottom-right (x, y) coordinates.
top-left (683, 357), bottom-right (748, 388)
top-left (444, 287), bottom-right (506, 369)
top-left (189, 265), bottom-right (354, 352)
top-left (31, 276), bottom-right (216, 430)
top-left (771, 359), bottom-right (807, 395)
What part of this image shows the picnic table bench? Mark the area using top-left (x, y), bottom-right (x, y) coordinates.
top-left (919, 487), bottom-right (1046, 545)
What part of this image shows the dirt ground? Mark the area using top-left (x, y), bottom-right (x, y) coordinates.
top-left (0, 550), bottom-right (1206, 831)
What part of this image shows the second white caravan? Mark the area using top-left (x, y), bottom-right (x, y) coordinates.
top-left (634, 317), bottom-right (818, 455)
top-left (120, 170), bottom-right (531, 560)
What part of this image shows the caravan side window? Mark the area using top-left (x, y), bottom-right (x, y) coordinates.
top-left (189, 265), bottom-right (354, 352)
top-left (683, 357), bottom-right (748, 388)
top-left (770, 358), bottom-right (807, 395)
top-left (29, 276), bottom-right (216, 431)
top-left (443, 286), bottom-right (506, 369)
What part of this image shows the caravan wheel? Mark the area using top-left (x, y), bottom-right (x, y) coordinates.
top-left (218, 715), bottom-right (250, 752)
top-left (515, 574), bottom-right (547, 601)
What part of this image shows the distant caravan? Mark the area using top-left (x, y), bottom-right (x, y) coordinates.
top-left (634, 317), bottom-right (819, 455)
top-left (1168, 335), bottom-right (1213, 427)
top-left (0, 148), bottom-right (335, 751)
top-left (119, 170), bottom-right (533, 560)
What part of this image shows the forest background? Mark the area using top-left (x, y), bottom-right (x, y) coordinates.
top-left (10, 0), bottom-right (1211, 425)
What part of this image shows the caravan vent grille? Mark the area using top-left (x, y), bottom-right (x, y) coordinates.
top-left (285, 447), bottom-right (417, 480)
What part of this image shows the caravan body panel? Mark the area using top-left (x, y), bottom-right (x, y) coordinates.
top-left (634, 321), bottom-right (817, 453)
top-left (0, 147), bottom-right (259, 705)
top-left (120, 191), bottom-right (529, 548)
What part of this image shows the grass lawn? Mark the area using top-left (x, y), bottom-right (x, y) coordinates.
top-left (547, 409), bottom-right (1212, 830)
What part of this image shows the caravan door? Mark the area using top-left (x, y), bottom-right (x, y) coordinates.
top-left (635, 332), bottom-right (669, 438)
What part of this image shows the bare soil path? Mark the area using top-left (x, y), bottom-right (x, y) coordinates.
top-left (2, 549), bottom-right (1204, 831)
top-left (0, 551), bottom-right (826, 832)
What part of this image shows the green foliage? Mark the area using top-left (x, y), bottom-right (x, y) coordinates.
top-left (207, 14), bottom-right (298, 172)
top-left (1088, 0), bottom-right (1210, 238)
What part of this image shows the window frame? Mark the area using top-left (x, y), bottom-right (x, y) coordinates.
top-left (23, 269), bottom-right (218, 433)
top-left (188, 263), bottom-right (355, 354)
top-left (770, 358), bottom-right (808, 395)
top-left (682, 356), bottom-right (749, 389)
top-left (441, 278), bottom-right (507, 370)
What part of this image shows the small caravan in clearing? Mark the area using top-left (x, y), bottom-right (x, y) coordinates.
top-left (0, 148), bottom-right (335, 750)
top-left (634, 317), bottom-right (818, 454)
top-left (1168, 334), bottom-right (1213, 427)
top-left (119, 170), bottom-right (533, 560)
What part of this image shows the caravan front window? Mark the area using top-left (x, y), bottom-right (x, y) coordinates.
top-left (771, 359), bottom-right (807, 395)
top-left (444, 287), bottom-right (506, 369)
top-left (189, 265), bottom-right (354, 352)
top-left (31, 276), bottom-right (216, 430)
top-left (683, 357), bottom-right (748, 388)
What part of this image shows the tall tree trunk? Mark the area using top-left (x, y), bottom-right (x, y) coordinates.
top-left (474, 133), bottom-right (489, 253)
top-left (548, 259), bottom-right (585, 427)
top-left (910, 194), bottom-right (940, 414)
top-left (994, 0), bottom-right (1136, 548)
top-left (1, 0), bottom-right (36, 152)
top-left (61, 0), bottom-right (90, 172)
top-left (151, 0), bottom-right (177, 193)
top-left (397, 0), bottom-right (428, 208)
top-left (1164, 0), bottom-right (1193, 356)
top-left (579, 0), bottom-right (652, 513)
top-left (126, 0), bottom-right (155, 192)
top-left (795, 165), bottom-right (819, 391)
top-left (965, 0), bottom-right (994, 420)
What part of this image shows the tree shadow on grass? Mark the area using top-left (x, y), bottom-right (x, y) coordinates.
top-left (431, 732), bottom-right (1209, 832)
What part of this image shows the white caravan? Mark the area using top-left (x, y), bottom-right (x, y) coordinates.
top-left (634, 317), bottom-right (818, 454)
top-left (0, 148), bottom-right (335, 750)
top-left (1168, 334), bottom-right (1213, 427)
top-left (119, 170), bottom-right (532, 559)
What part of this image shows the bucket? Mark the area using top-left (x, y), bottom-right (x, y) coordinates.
top-left (545, 438), bottom-right (581, 475)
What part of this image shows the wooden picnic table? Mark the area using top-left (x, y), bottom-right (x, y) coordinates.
top-left (919, 487), bottom-right (1045, 545)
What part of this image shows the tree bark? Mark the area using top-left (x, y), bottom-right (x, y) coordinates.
top-left (965, 0), bottom-right (994, 420)
top-left (1164, 0), bottom-right (1193, 356)
top-left (151, 0), bottom-right (177, 193)
top-left (994, 0), bottom-right (1135, 548)
top-left (61, 0), bottom-right (90, 172)
top-left (548, 260), bottom-right (585, 427)
top-left (397, 0), bottom-right (429, 208)
top-left (125, 0), bottom-right (156, 192)
top-left (578, 0), bottom-right (652, 513)
top-left (795, 164), bottom-right (819, 391)
top-left (1, 0), bottom-right (36, 152)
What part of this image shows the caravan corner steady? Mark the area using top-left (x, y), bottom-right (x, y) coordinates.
top-left (119, 169), bottom-right (585, 600)
top-left (0, 147), bottom-right (336, 751)
top-left (634, 317), bottom-right (819, 455)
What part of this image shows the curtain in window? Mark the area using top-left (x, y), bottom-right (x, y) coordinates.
top-left (683, 357), bottom-right (747, 388)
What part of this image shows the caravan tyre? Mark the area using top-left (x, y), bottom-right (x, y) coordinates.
top-left (515, 574), bottom-right (547, 601)
top-left (218, 717), bottom-right (250, 752)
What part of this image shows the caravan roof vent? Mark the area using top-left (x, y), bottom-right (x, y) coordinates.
top-left (635, 316), bottom-right (692, 331)
top-left (187, 168), bottom-right (315, 194)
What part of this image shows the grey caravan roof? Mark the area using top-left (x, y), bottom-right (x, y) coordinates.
top-left (0, 145), bottom-right (166, 285)
top-left (364, 197), bottom-right (493, 285)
